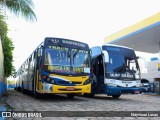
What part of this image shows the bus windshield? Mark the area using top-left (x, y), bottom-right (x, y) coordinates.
top-left (102, 46), bottom-right (140, 80)
top-left (72, 49), bottom-right (90, 74)
top-left (107, 54), bottom-right (125, 73)
top-left (106, 54), bottom-right (139, 79)
top-left (43, 46), bottom-right (90, 74)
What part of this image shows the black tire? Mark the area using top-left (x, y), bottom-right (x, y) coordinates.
top-left (67, 94), bottom-right (75, 98)
top-left (112, 95), bottom-right (121, 98)
top-left (22, 84), bottom-right (25, 94)
top-left (84, 93), bottom-right (95, 98)
top-left (14, 87), bottom-right (17, 91)
top-left (34, 92), bottom-right (41, 99)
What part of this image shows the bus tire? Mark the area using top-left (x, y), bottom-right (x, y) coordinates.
top-left (67, 94), bottom-right (75, 98)
top-left (14, 87), bottom-right (17, 91)
top-left (84, 93), bottom-right (95, 98)
top-left (22, 84), bottom-right (25, 94)
top-left (34, 92), bottom-right (41, 99)
top-left (112, 95), bottom-right (121, 98)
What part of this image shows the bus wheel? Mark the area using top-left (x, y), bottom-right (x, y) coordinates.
top-left (84, 93), bottom-right (95, 98)
top-left (14, 87), bottom-right (17, 91)
top-left (34, 92), bottom-right (41, 99)
top-left (112, 95), bottom-right (121, 98)
top-left (22, 85), bottom-right (25, 94)
top-left (67, 94), bottom-right (75, 98)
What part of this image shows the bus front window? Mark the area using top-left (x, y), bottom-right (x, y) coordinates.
top-left (72, 49), bottom-right (90, 74)
top-left (43, 46), bottom-right (70, 73)
top-left (107, 54), bottom-right (125, 73)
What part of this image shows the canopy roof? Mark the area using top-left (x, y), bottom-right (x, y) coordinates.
top-left (104, 12), bottom-right (160, 53)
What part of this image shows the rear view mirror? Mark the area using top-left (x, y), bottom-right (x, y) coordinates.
top-left (102, 50), bottom-right (109, 63)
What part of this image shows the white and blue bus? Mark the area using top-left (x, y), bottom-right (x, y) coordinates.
top-left (86, 44), bottom-right (141, 98)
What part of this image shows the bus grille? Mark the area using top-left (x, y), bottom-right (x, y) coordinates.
top-left (58, 88), bottom-right (82, 91)
top-left (58, 81), bottom-right (70, 84)
top-left (72, 82), bottom-right (82, 84)
top-left (57, 81), bottom-right (82, 85)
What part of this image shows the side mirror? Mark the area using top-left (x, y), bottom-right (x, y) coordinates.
top-left (102, 50), bottom-right (109, 63)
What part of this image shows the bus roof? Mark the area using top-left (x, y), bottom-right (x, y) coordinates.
top-left (44, 37), bottom-right (89, 50)
top-left (103, 44), bottom-right (133, 50)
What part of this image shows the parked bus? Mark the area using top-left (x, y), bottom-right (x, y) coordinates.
top-left (15, 37), bottom-right (91, 98)
top-left (85, 44), bottom-right (141, 98)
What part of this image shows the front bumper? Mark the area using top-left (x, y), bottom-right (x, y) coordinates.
top-left (38, 83), bottom-right (91, 94)
top-left (52, 84), bottom-right (91, 94)
top-left (104, 86), bottom-right (141, 96)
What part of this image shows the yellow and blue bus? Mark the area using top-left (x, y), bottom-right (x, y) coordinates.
top-left (15, 37), bottom-right (91, 98)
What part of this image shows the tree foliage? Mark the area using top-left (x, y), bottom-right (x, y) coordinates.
top-left (0, 0), bottom-right (37, 77)
top-left (0, 14), bottom-right (7, 40)
top-left (0, 12), bottom-right (14, 77)
top-left (3, 35), bottom-right (14, 77)
top-left (0, 0), bottom-right (37, 21)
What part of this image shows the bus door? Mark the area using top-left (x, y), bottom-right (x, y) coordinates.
top-left (92, 55), bottom-right (104, 93)
top-left (34, 48), bottom-right (43, 92)
top-left (97, 55), bottom-right (104, 92)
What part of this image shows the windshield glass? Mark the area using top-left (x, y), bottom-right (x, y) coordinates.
top-left (102, 46), bottom-right (140, 80)
top-left (43, 46), bottom-right (71, 73)
top-left (105, 54), bottom-right (140, 79)
top-left (43, 46), bottom-right (90, 74)
top-left (72, 49), bottom-right (90, 74)
top-left (107, 54), bottom-right (125, 73)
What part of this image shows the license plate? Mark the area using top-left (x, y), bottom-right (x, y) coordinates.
top-left (134, 91), bottom-right (140, 94)
top-left (66, 87), bottom-right (75, 91)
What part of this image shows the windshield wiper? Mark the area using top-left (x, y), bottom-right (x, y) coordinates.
top-left (113, 63), bottom-right (126, 73)
top-left (73, 49), bottom-right (80, 58)
top-left (56, 43), bottom-right (63, 47)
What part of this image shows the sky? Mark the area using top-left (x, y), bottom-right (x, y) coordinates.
top-left (6, 0), bottom-right (160, 70)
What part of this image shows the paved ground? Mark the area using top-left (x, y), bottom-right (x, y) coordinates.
top-left (2, 89), bottom-right (160, 120)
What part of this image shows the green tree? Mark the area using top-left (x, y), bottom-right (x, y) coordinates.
top-left (0, 14), bottom-right (7, 40)
top-left (0, 0), bottom-right (37, 21)
top-left (3, 35), bottom-right (14, 77)
top-left (0, 0), bottom-right (37, 77)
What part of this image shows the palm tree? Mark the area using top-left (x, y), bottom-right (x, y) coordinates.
top-left (0, 0), bottom-right (37, 21)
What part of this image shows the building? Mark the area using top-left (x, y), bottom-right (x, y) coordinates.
top-left (0, 36), bottom-right (5, 98)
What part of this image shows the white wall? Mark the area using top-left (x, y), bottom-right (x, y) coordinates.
top-left (0, 36), bottom-right (5, 97)
top-left (141, 60), bottom-right (160, 83)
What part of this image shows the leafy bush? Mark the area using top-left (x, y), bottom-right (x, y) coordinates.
top-left (3, 36), bottom-right (15, 77)
top-left (0, 14), bottom-right (15, 77)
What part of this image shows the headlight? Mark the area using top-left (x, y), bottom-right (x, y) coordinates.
top-left (46, 78), bottom-right (51, 82)
top-left (83, 79), bottom-right (91, 85)
top-left (50, 80), bottom-right (55, 84)
top-left (107, 83), bottom-right (117, 87)
top-left (42, 75), bottom-right (55, 84)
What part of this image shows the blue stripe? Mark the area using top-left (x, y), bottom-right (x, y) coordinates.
top-left (109, 22), bottom-right (160, 44)
top-left (0, 81), bottom-right (6, 98)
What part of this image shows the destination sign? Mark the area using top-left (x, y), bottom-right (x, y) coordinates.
top-left (48, 46), bottom-right (68, 51)
top-left (44, 65), bottom-right (90, 74)
top-left (47, 65), bottom-right (70, 73)
top-left (44, 38), bottom-right (88, 49)
top-left (62, 40), bottom-right (86, 48)
top-left (109, 73), bottom-right (134, 78)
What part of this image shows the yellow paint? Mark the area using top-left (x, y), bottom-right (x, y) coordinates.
top-left (36, 70), bottom-right (39, 90)
top-left (42, 73), bottom-right (91, 94)
top-left (104, 12), bottom-right (160, 43)
top-left (52, 84), bottom-right (91, 94)
top-left (49, 73), bottom-right (89, 84)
